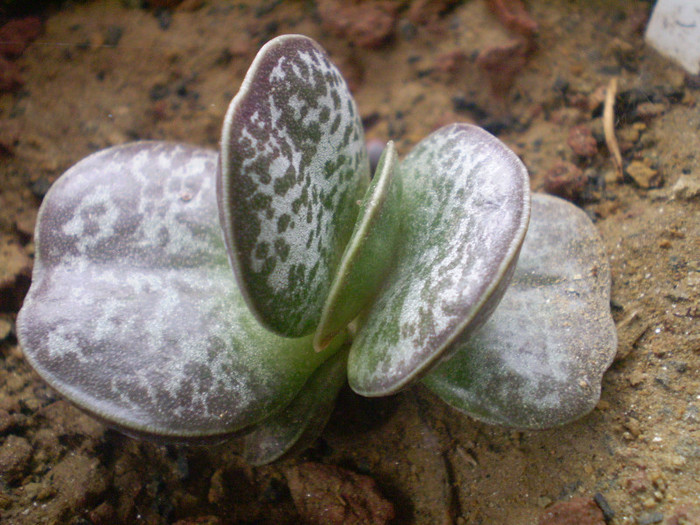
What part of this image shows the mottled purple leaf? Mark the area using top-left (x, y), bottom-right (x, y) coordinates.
top-left (17, 142), bottom-right (335, 440)
top-left (218, 34), bottom-right (370, 337)
top-left (423, 194), bottom-right (617, 428)
top-left (348, 124), bottom-right (530, 396)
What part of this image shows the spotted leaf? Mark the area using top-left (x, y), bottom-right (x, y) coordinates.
top-left (423, 194), bottom-right (617, 428)
top-left (218, 34), bottom-right (370, 337)
top-left (348, 124), bottom-right (530, 396)
top-left (17, 142), bottom-right (337, 440)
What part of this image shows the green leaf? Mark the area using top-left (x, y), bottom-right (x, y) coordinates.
top-left (243, 344), bottom-right (349, 466)
top-left (17, 142), bottom-right (336, 440)
top-left (218, 34), bottom-right (370, 337)
top-left (422, 194), bottom-right (617, 428)
top-left (348, 124), bottom-right (530, 396)
top-left (314, 141), bottom-right (402, 350)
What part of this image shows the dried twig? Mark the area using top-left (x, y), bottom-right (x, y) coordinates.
top-left (603, 77), bottom-right (623, 180)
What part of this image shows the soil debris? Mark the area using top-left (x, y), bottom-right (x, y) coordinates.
top-left (0, 16), bottom-right (43, 92)
top-left (477, 38), bottom-right (534, 97)
top-left (0, 17), bottom-right (43, 58)
top-left (567, 123), bottom-right (598, 158)
top-left (486, 0), bottom-right (538, 38)
top-left (543, 161), bottom-right (586, 202)
top-left (625, 160), bottom-right (662, 189)
top-left (537, 497), bottom-right (606, 525)
top-left (317, 0), bottom-right (399, 49)
top-left (0, 433), bottom-right (32, 483)
top-left (285, 462), bottom-right (395, 525)
top-left (0, 238), bottom-right (32, 312)
top-left (671, 175), bottom-right (700, 201)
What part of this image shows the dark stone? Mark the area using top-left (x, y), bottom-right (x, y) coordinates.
top-left (593, 492), bottom-right (615, 523)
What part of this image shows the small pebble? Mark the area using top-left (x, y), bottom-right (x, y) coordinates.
top-left (0, 318), bottom-right (11, 340)
top-left (593, 492), bottom-right (614, 522)
top-left (538, 497), bottom-right (605, 525)
top-left (638, 511), bottom-right (663, 525)
top-left (0, 435), bottom-right (32, 483)
top-left (671, 175), bottom-right (700, 200)
top-left (634, 102), bottom-right (666, 121)
top-left (567, 124), bottom-right (598, 157)
top-left (543, 161), bottom-right (586, 201)
top-left (0, 17), bottom-right (44, 59)
top-left (628, 370), bottom-right (646, 386)
top-left (626, 161), bottom-right (661, 189)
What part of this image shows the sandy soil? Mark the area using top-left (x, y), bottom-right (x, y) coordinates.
top-left (0, 1), bottom-right (698, 524)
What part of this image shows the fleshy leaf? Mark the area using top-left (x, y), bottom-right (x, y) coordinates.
top-left (314, 141), bottom-right (402, 350)
top-left (348, 124), bottom-right (530, 396)
top-left (218, 34), bottom-right (370, 337)
top-left (243, 344), bottom-right (349, 466)
top-left (17, 142), bottom-right (337, 440)
top-left (422, 193), bottom-right (617, 429)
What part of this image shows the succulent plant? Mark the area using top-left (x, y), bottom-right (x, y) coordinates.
top-left (17, 35), bottom-right (617, 465)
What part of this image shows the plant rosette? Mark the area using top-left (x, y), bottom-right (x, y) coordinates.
top-left (17, 35), bottom-right (617, 465)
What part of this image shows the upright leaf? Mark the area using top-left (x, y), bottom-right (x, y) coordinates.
top-left (348, 124), bottom-right (530, 396)
top-left (314, 142), bottom-right (402, 350)
top-left (218, 35), bottom-right (370, 337)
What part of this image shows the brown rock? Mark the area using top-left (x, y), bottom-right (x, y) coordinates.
top-left (48, 454), bottom-right (110, 513)
top-left (635, 102), bottom-right (666, 121)
top-left (88, 501), bottom-right (117, 525)
top-left (667, 504), bottom-right (700, 525)
top-left (538, 497), bottom-right (606, 525)
top-left (0, 434), bottom-right (32, 483)
top-left (0, 316), bottom-right (11, 340)
top-left (543, 161), bottom-right (586, 201)
top-left (37, 401), bottom-right (105, 448)
top-left (0, 408), bottom-right (13, 434)
top-left (332, 51), bottom-right (365, 92)
top-left (486, 0), bottom-right (538, 38)
top-left (407, 0), bottom-right (461, 27)
top-left (671, 175), bottom-right (700, 200)
top-left (567, 123), bottom-right (598, 157)
top-left (0, 237), bottom-right (32, 312)
top-left (31, 428), bottom-right (63, 464)
top-left (14, 207), bottom-right (37, 238)
top-left (285, 462), bottom-right (395, 525)
top-left (0, 17), bottom-right (43, 59)
top-left (317, 0), bottom-right (399, 48)
top-left (434, 50), bottom-right (468, 74)
top-left (0, 55), bottom-right (24, 92)
top-left (0, 118), bottom-right (21, 156)
top-left (625, 160), bottom-right (661, 189)
top-left (477, 38), bottom-right (532, 97)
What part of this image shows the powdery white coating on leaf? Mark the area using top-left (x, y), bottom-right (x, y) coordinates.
top-left (423, 193), bottom-right (617, 429)
top-left (219, 34), bottom-right (369, 337)
top-left (349, 124), bottom-right (530, 395)
top-left (17, 142), bottom-right (329, 439)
